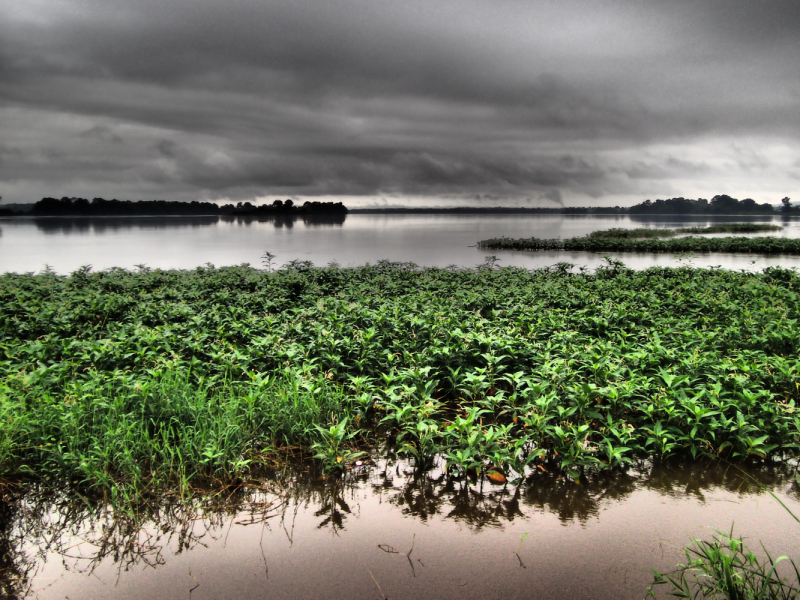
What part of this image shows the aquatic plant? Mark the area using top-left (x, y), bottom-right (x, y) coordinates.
top-left (676, 223), bottom-right (782, 234)
top-left (1, 262), bottom-right (800, 497)
top-left (587, 224), bottom-right (781, 240)
top-left (477, 232), bottom-right (798, 253)
top-left (310, 417), bottom-right (365, 471)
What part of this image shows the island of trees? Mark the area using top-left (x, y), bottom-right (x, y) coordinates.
top-left (0, 197), bottom-right (347, 217)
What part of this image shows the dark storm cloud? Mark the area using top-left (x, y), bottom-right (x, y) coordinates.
top-left (1, 0), bottom-right (799, 205)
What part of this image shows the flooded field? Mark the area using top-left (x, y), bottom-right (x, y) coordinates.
top-left (8, 460), bottom-right (799, 600)
top-left (3, 214), bottom-right (800, 599)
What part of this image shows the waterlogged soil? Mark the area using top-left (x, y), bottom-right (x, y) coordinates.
top-left (8, 461), bottom-right (799, 600)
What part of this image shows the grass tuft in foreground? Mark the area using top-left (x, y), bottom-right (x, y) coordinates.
top-left (646, 529), bottom-right (800, 599)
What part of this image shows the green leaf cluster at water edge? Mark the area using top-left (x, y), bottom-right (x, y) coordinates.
top-left (1, 261), bottom-right (799, 496)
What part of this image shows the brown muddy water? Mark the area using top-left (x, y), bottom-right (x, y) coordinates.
top-left (6, 460), bottom-right (799, 600)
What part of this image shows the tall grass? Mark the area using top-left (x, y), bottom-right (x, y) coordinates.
top-left (647, 529), bottom-right (800, 599)
top-left (0, 371), bottom-right (354, 498)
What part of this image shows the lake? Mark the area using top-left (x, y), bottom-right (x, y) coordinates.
top-left (3, 213), bottom-right (800, 273)
top-left (3, 212), bottom-right (800, 599)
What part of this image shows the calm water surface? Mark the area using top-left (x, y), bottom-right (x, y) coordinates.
top-left (11, 461), bottom-right (800, 600)
top-left (3, 213), bottom-right (800, 273)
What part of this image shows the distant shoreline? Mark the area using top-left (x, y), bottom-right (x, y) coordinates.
top-left (348, 207), bottom-right (784, 215)
top-left (0, 193), bottom-right (792, 217)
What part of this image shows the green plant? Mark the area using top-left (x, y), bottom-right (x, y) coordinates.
top-left (478, 233), bottom-right (798, 255)
top-left (2, 262), bottom-right (800, 499)
top-left (310, 418), bottom-right (365, 471)
top-left (646, 529), bottom-right (800, 600)
top-left (261, 251), bottom-right (277, 272)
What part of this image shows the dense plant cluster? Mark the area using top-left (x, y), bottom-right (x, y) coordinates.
top-left (478, 234), bottom-right (800, 253)
top-left (1, 262), bottom-right (799, 495)
top-left (586, 224), bottom-right (781, 240)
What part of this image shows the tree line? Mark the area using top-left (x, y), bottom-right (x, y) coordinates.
top-left (0, 197), bottom-right (347, 217)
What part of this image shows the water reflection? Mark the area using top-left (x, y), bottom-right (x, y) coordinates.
top-left (627, 214), bottom-right (781, 225)
top-left (31, 213), bottom-right (346, 235)
top-left (221, 213), bottom-right (347, 228)
top-left (3, 459), bottom-right (798, 599)
top-left (32, 216), bottom-right (220, 234)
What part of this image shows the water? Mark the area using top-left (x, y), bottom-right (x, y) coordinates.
top-left (9, 460), bottom-right (799, 600)
top-left (3, 213), bottom-right (800, 273)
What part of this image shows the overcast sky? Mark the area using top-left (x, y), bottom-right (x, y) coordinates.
top-left (1, 0), bottom-right (799, 207)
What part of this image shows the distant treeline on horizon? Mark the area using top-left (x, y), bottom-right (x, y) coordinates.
top-left (352, 195), bottom-right (783, 215)
top-left (0, 194), bottom-right (794, 217)
top-left (0, 197), bottom-right (347, 217)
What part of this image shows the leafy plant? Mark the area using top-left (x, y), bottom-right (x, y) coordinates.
top-left (646, 529), bottom-right (800, 600)
top-left (310, 418), bottom-right (365, 471)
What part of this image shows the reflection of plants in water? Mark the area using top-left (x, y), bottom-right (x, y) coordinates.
top-left (1, 459), bottom-right (798, 597)
top-left (0, 483), bottom-right (289, 597)
top-left (640, 459), bottom-right (800, 502)
top-left (376, 457), bottom-right (800, 528)
top-left (313, 481), bottom-right (353, 534)
top-left (0, 490), bottom-right (35, 600)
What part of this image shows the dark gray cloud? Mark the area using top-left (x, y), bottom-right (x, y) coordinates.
top-left (1, 0), bottom-right (799, 206)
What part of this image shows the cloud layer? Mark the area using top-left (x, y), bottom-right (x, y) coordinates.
top-left (1, 0), bottom-right (799, 206)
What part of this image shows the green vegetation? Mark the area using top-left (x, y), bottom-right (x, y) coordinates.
top-left (1, 262), bottom-right (800, 498)
top-left (587, 224), bottom-right (782, 240)
top-left (588, 228), bottom-right (676, 239)
top-left (647, 529), bottom-right (800, 599)
top-left (677, 223), bottom-right (783, 234)
top-left (478, 234), bottom-right (798, 254)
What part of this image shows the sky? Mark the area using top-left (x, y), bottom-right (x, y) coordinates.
top-left (1, 0), bottom-right (799, 208)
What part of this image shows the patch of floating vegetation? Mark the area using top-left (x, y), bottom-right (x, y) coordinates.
top-left (676, 223), bottom-right (783, 234)
top-left (1, 261), bottom-right (800, 504)
top-left (585, 223), bottom-right (782, 240)
top-left (478, 226), bottom-right (799, 253)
